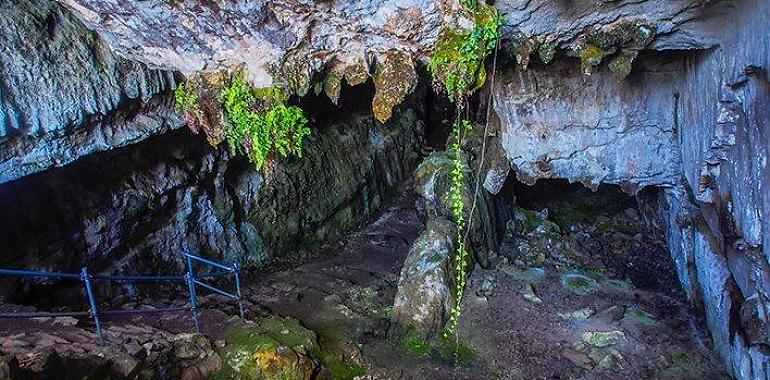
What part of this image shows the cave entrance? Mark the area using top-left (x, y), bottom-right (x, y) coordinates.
top-left (497, 177), bottom-right (683, 296)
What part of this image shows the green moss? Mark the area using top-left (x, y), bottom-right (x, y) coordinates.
top-left (319, 351), bottom-right (366, 380)
top-left (400, 328), bottom-right (477, 367)
top-left (628, 307), bottom-right (658, 327)
top-left (560, 273), bottom-right (599, 296)
top-left (435, 336), bottom-right (476, 367)
top-left (584, 20), bottom-right (655, 51)
top-left (403, 335), bottom-right (431, 357)
top-left (579, 44), bottom-right (605, 75)
top-left (671, 351), bottom-right (688, 365)
top-left (221, 71), bottom-right (311, 171)
top-left (428, 4), bottom-right (504, 100)
top-left (577, 19), bottom-right (655, 76)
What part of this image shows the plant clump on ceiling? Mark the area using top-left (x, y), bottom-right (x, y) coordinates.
top-left (221, 71), bottom-right (311, 172)
top-left (428, 2), bottom-right (504, 102)
top-left (174, 70), bottom-right (311, 173)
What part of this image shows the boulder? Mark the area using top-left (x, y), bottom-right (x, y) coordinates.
top-left (172, 333), bottom-right (222, 380)
top-left (392, 217), bottom-right (457, 338)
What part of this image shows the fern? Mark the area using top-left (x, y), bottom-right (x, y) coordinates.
top-left (221, 72), bottom-right (310, 171)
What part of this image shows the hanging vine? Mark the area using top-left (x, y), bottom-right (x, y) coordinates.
top-left (429, 0), bottom-right (504, 338)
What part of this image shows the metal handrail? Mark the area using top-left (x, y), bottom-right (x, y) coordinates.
top-left (183, 252), bottom-right (244, 333)
top-left (0, 252), bottom-right (245, 344)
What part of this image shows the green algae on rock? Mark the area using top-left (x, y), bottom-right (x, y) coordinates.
top-left (217, 317), bottom-right (321, 380)
top-left (560, 273), bottom-right (599, 296)
top-left (372, 50), bottom-right (417, 123)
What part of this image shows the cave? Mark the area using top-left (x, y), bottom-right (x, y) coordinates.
top-left (0, 0), bottom-right (768, 379)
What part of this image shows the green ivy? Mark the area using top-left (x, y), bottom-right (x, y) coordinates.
top-left (221, 72), bottom-right (311, 171)
top-left (433, 3), bottom-right (504, 341)
top-left (444, 119), bottom-right (473, 338)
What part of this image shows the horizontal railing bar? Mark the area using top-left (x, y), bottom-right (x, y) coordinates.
top-left (0, 268), bottom-right (80, 280)
top-left (185, 253), bottom-right (235, 272)
top-left (193, 280), bottom-right (236, 299)
top-left (101, 307), bottom-right (189, 316)
top-left (0, 311), bottom-right (90, 318)
top-left (93, 274), bottom-right (185, 282)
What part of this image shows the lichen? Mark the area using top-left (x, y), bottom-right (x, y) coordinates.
top-left (372, 50), bottom-right (417, 123)
top-left (323, 71), bottom-right (343, 105)
top-left (343, 60), bottom-right (369, 86)
top-left (538, 40), bottom-right (556, 64)
top-left (608, 51), bottom-right (638, 80)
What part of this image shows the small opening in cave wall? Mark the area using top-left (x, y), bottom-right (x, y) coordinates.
top-left (499, 177), bottom-right (683, 296)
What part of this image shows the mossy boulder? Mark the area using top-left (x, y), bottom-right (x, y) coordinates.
top-left (217, 317), bottom-right (321, 380)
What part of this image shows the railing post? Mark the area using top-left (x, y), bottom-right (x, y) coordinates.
top-left (185, 254), bottom-right (201, 333)
top-left (233, 263), bottom-right (244, 318)
top-left (81, 267), bottom-right (104, 345)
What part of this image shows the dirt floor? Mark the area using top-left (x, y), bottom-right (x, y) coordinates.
top-left (0, 185), bottom-right (730, 379)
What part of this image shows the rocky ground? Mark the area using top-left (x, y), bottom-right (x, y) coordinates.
top-left (0, 185), bottom-right (730, 379)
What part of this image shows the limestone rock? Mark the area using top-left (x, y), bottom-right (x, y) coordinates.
top-left (0, 0), bottom-right (179, 184)
top-left (392, 217), bottom-right (456, 338)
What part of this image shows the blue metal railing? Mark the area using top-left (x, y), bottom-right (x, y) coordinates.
top-left (184, 253), bottom-right (244, 333)
top-left (0, 252), bottom-right (244, 344)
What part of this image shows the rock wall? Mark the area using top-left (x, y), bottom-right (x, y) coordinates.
top-left (490, 1), bottom-right (770, 378)
top-left (0, 102), bottom-right (424, 300)
top-left (0, 0), bottom-right (179, 184)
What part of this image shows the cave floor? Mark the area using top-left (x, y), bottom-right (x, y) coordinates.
top-left (0, 186), bottom-right (730, 379)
